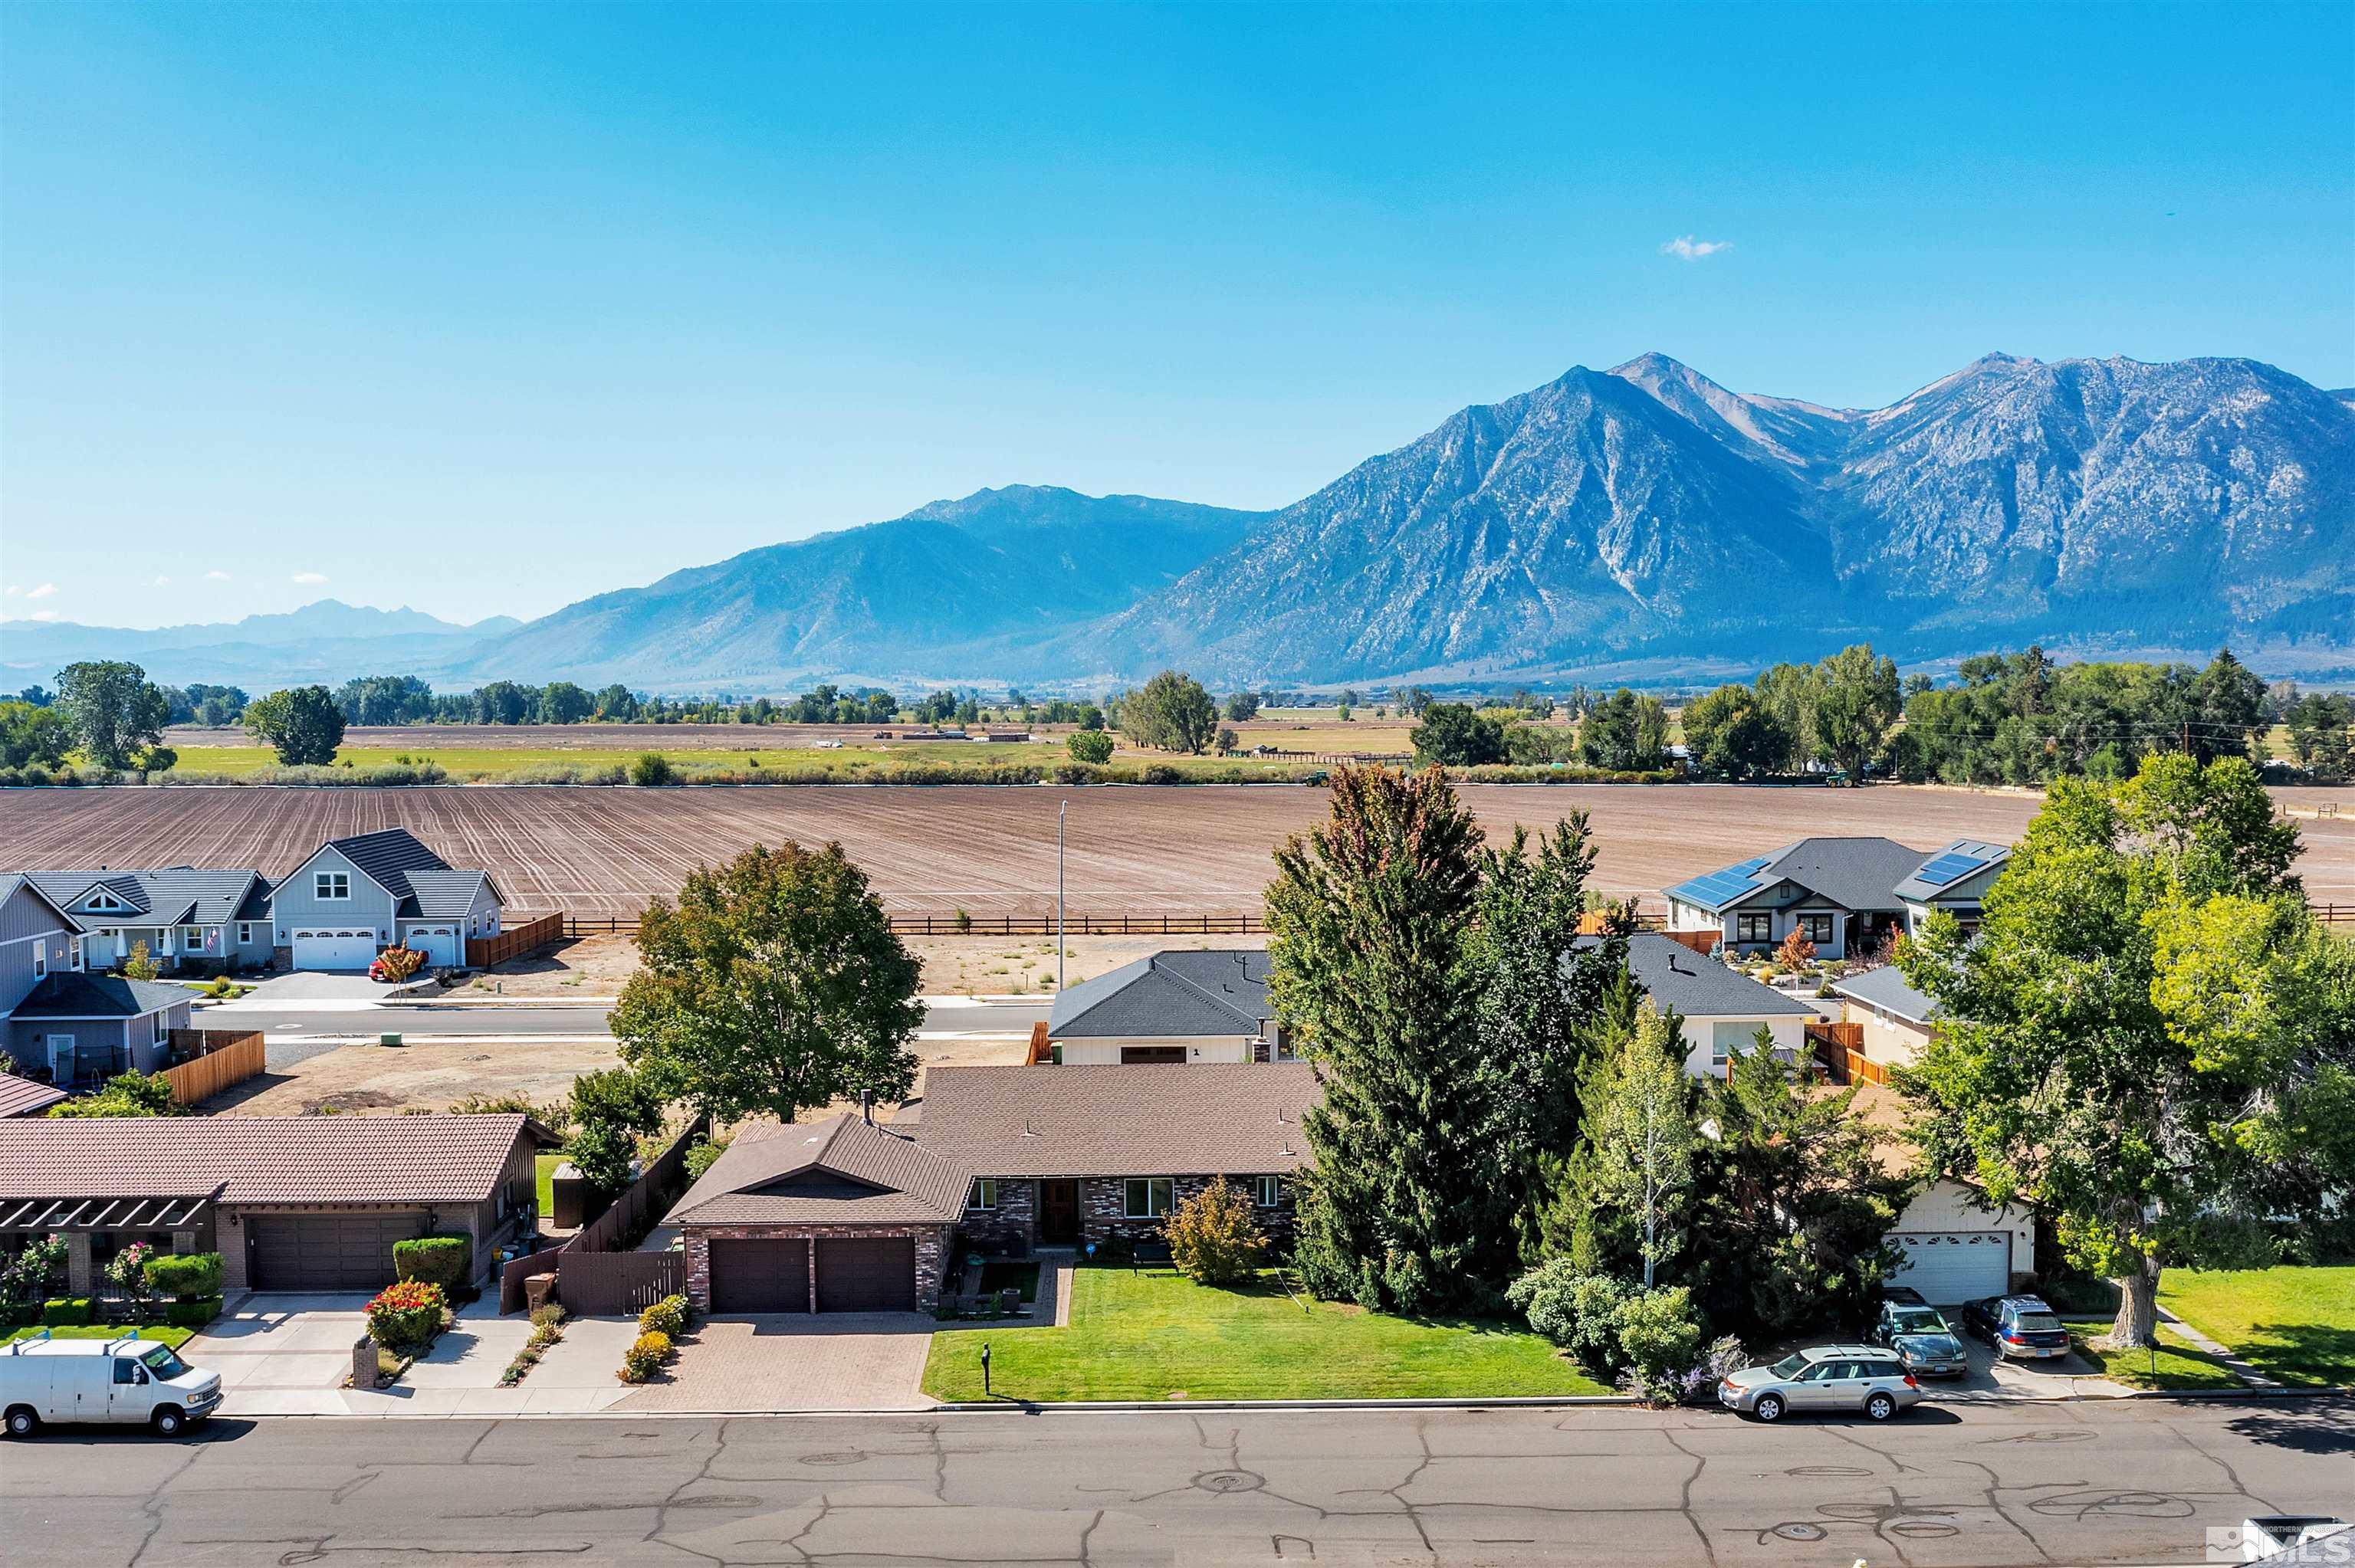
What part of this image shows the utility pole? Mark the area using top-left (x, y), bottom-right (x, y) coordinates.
top-left (1057, 799), bottom-right (1067, 993)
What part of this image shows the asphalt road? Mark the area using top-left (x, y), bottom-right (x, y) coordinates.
top-left (3, 1397), bottom-right (2348, 1566)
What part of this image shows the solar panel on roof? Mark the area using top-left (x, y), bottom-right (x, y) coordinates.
top-left (1668, 856), bottom-right (1774, 908)
top-left (1914, 852), bottom-right (1985, 887)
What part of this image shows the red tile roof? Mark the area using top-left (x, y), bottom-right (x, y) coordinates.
top-left (905, 1063), bottom-right (1319, 1178)
top-left (0, 1114), bottom-right (531, 1204)
top-left (0, 1078), bottom-right (67, 1119)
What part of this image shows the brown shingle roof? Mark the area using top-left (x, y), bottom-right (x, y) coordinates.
top-left (665, 1114), bottom-right (969, 1227)
top-left (0, 1114), bottom-right (532, 1205)
top-left (0, 1078), bottom-right (67, 1119)
top-left (907, 1063), bottom-right (1319, 1179)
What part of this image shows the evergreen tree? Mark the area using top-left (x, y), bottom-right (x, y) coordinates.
top-left (1266, 765), bottom-right (1490, 1311)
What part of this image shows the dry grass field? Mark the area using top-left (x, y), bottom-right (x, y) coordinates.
top-left (9, 780), bottom-right (2351, 917)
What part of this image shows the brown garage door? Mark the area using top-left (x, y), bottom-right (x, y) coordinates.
top-left (708, 1238), bottom-right (810, 1314)
top-left (248, 1212), bottom-right (428, 1291)
top-left (815, 1236), bottom-right (915, 1313)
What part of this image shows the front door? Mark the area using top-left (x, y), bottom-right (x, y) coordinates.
top-left (47, 1035), bottom-right (75, 1088)
top-left (1037, 1179), bottom-right (1080, 1245)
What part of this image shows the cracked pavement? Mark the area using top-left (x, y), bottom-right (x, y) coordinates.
top-left (3, 1396), bottom-right (2349, 1566)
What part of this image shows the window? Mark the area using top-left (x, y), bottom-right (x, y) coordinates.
top-left (967, 1179), bottom-right (998, 1212)
top-left (1124, 1177), bottom-right (1174, 1219)
top-left (1250, 1176), bottom-right (1282, 1208)
top-left (1796, 913), bottom-right (1834, 947)
top-left (316, 871), bottom-right (350, 900)
top-left (87, 891), bottom-right (124, 912)
top-left (1735, 912), bottom-right (1774, 944)
top-left (113, 1357), bottom-right (140, 1386)
top-left (153, 1013), bottom-right (169, 1045)
top-left (183, 925), bottom-right (205, 950)
top-left (31, 946), bottom-right (46, 982)
top-left (68, 938), bottom-right (82, 972)
top-left (238, 923), bottom-right (257, 946)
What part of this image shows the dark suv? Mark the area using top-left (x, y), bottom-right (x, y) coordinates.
top-left (1961, 1294), bottom-right (2072, 1361)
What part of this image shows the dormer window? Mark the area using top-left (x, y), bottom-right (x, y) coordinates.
top-left (86, 891), bottom-right (126, 912)
top-left (316, 872), bottom-right (350, 900)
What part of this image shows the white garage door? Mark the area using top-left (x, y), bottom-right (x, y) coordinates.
top-left (405, 926), bottom-right (460, 967)
top-left (1887, 1231), bottom-right (2011, 1304)
top-left (291, 929), bottom-right (377, 970)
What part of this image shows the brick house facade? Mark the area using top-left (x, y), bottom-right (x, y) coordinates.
top-left (679, 1222), bottom-right (952, 1315)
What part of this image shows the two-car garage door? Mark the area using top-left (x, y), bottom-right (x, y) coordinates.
top-left (248, 1211), bottom-right (429, 1291)
top-left (1886, 1231), bottom-right (2012, 1304)
top-left (705, 1236), bottom-right (915, 1314)
top-left (291, 930), bottom-right (376, 971)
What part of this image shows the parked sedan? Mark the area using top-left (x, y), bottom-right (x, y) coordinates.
top-left (1960, 1294), bottom-right (2073, 1360)
top-left (1870, 1303), bottom-right (1969, 1377)
top-left (1718, 1345), bottom-right (1923, 1423)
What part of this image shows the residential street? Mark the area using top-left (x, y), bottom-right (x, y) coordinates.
top-left (203, 997), bottom-right (1054, 1042)
top-left (2, 1396), bottom-right (2347, 1566)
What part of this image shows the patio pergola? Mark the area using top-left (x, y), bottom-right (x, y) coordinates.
top-left (0, 1191), bottom-right (217, 1234)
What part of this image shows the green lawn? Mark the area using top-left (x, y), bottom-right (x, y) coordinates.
top-left (535, 1153), bottom-right (563, 1220)
top-left (7, 1324), bottom-right (198, 1350)
top-left (2072, 1326), bottom-right (2245, 1391)
top-left (2159, 1266), bottom-right (2355, 1388)
top-left (921, 1267), bottom-right (1610, 1402)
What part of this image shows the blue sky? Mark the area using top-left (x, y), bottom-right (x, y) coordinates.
top-left (4, 2), bottom-right (2350, 629)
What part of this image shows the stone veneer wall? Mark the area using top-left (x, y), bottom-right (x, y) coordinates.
top-left (1076, 1175), bottom-right (1296, 1248)
top-left (682, 1222), bottom-right (950, 1314)
top-left (956, 1178), bottom-right (1037, 1248)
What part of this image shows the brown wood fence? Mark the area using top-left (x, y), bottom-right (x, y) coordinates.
top-left (468, 912), bottom-right (563, 969)
top-left (498, 1116), bottom-right (706, 1314)
top-left (159, 1031), bottom-right (264, 1105)
top-left (1805, 1021), bottom-right (1889, 1086)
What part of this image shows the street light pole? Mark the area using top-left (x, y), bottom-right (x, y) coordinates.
top-left (1057, 799), bottom-right (1067, 992)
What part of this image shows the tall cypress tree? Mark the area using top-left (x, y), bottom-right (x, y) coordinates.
top-left (1266, 764), bottom-right (1488, 1311)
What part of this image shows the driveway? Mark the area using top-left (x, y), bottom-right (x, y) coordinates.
top-left (1927, 1330), bottom-right (2135, 1401)
top-left (614, 1314), bottom-right (937, 1412)
top-left (184, 1291), bottom-right (537, 1415)
top-left (218, 972), bottom-right (401, 1007)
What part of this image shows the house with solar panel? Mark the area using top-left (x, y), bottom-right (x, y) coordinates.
top-left (1664, 835), bottom-right (2016, 959)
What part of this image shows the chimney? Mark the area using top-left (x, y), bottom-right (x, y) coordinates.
top-left (859, 1091), bottom-right (872, 1126)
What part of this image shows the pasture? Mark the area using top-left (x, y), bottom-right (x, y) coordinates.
top-left (11, 780), bottom-right (2349, 920)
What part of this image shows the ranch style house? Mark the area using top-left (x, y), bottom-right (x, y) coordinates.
top-left (11, 827), bottom-right (507, 977)
top-left (1664, 836), bottom-right (2013, 957)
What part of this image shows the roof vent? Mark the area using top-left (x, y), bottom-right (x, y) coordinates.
top-left (1020, 1117), bottom-right (1039, 1137)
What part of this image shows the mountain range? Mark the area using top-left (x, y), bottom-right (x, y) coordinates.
top-left (0, 602), bottom-right (520, 692)
top-left (6, 353), bottom-right (2349, 693)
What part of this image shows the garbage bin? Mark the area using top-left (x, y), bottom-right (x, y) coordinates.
top-left (524, 1272), bottom-right (558, 1314)
top-left (379, 1032), bottom-right (404, 1048)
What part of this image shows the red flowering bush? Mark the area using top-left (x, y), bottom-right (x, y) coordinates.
top-left (365, 1278), bottom-right (446, 1349)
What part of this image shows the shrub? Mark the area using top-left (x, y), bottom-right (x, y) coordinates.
top-left (1141, 763), bottom-right (1183, 785)
top-left (5, 1234), bottom-right (68, 1303)
top-left (618, 1330), bottom-right (672, 1383)
top-left (122, 941), bottom-right (162, 981)
top-left (392, 1235), bottom-right (472, 1293)
top-left (629, 752), bottom-right (674, 786)
top-left (638, 1294), bottom-right (688, 1339)
top-left (41, 1297), bottom-right (94, 1326)
top-left (48, 1070), bottom-right (182, 1119)
top-left (529, 1303), bottom-right (568, 1331)
top-left (683, 1137), bottom-right (731, 1181)
top-left (163, 1296), bottom-right (225, 1329)
top-left (1164, 1178), bottom-right (1266, 1286)
top-left (103, 1242), bottom-right (158, 1306)
top-left (1505, 1262), bottom-right (1631, 1367)
top-left (1614, 1285), bottom-right (1708, 1402)
top-left (144, 1251), bottom-right (224, 1301)
top-left (1065, 731), bottom-right (1114, 765)
top-left (365, 1279), bottom-right (447, 1350)
top-left (372, 946), bottom-right (425, 982)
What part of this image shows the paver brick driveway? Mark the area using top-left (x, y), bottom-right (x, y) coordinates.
top-left (616, 1314), bottom-right (935, 1412)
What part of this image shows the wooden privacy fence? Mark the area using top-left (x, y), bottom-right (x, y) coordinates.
top-left (159, 1031), bottom-right (264, 1105)
top-left (498, 1117), bottom-right (706, 1315)
top-left (1805, 1021), bottom-right (1887, 1087)
top-left (467, 912), bottom-right (563, 969)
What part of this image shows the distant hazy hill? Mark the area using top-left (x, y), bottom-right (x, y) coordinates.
top-left (1074, 353), bottom-right (2354, 683)
top-left (448, 486), bottom-right (1269, 689)
top-left (0, 600), bottom-right (520, 691)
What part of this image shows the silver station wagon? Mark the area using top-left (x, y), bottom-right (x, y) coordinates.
top-left (1719, 1344), bottom-right (1923, 1422)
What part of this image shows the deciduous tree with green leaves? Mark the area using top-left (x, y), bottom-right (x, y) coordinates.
top-left (1900, 753), bottom-right (2355, 1347)
top-left (245, 685), bottom-right (347, 766)
top-left (610, 842), bottom-right (924, 1125)
top-left (1810, 644), bottom-right (1900, 782)
top-left (1409, 702), bottom-right (1507, 766)
top-left (1121, 669), bottom-right (1219, 754)
top-left (1578, 999), bottom-right (1696, 1288)
top-left (55, 660), bottom-right (171, 769)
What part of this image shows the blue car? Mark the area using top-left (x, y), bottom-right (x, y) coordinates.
top-left (1871, 1301), bottom-right (1969, 1377)
top-left (1961, 1294), bottom-right (2073, 1361)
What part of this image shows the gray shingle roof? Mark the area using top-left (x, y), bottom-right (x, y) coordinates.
top-left (323, 828), bottom-right (453, 916)
top-left (1048, 949), bottom-right (1271, 1038)
top-left (8, 973), bottom-right (191, 1019)
top-left (1578, 933), bottom-right (1820, 1019)
top-left (402, 869), bottom-right (493, 920)
top-left (22, 868), bottom-right (271, 930)
top-left (0, 1114), bottom-right (533, 1204)
top-left (665, 1114), bottom-right (969, 1227)
top-left (1667, 837), bottom-right (1930, 915)
top-left (907, 1063), bottom-right (1317, 1179)
top-left (1832, 965), bottom-right (1940, 1025)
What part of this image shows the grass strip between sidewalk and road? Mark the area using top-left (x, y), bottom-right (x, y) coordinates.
top-left (921, 1266), bottom-right (1610, 1402)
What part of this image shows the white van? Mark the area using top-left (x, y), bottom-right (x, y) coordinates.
top-left (0, 1331), bottom-right (223, 1437)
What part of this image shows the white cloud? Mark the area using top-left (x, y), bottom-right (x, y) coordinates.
top-left (153, 575), bottom-right (172, 586)
top-left (29, 610), bottom-right (61, 622)
top-left (1660, 235), bottom-right (1733, 261)
top-left (205, 569), bottom-right (232, 581)
top-left (24, 582), bottom-right (57, 599)
top-left (291, 571), bottom-right (329, 586)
